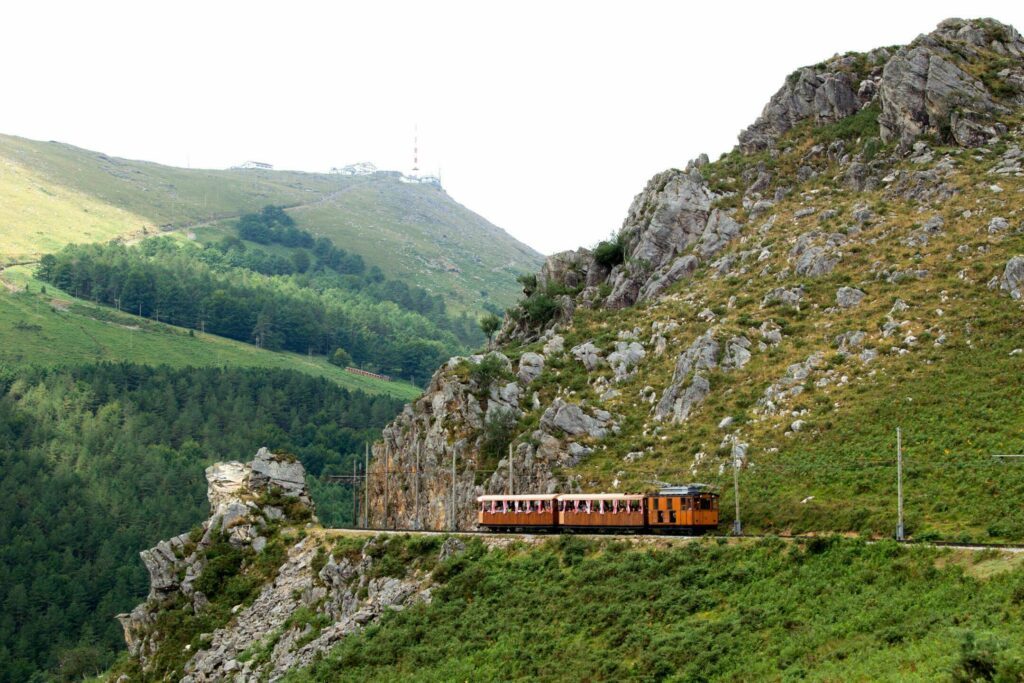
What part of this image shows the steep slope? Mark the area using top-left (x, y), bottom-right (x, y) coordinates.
top-left (0, 134), bottom-right (543, 311)
top-left (366, 18), bottom-right (1024, 542)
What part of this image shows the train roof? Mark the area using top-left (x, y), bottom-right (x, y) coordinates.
top-left (658, 484), bottom-right (716, 496)
top-left (557, 493), bottom-right (645, 501)
top-left (477, 494), bottom-right (560, 502)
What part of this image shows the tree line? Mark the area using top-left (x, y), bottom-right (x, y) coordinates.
top-left (0, 363), bottom-right (403, 681)
top-left (37, 241), bottom-right (457, 385)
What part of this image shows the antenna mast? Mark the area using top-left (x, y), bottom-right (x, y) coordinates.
top-left (412, 124), bottom-right (419, 174)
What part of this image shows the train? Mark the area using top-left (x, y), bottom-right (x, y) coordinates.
top-left (476, 484), bottom-right (719, 534)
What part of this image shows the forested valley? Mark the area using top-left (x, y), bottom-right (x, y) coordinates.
top-left (0, 363), bottom-right (402, 681)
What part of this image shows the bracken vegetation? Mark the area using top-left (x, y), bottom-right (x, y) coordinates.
top-left (289, 536), bottom-right (1024, 681)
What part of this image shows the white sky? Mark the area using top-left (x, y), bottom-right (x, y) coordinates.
top-left (3, 1), bottom-right (1023, 255)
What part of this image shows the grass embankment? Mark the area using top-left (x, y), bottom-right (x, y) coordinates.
top-left (289, 534), bottom-right (1024, 681)
top-left (0, 267), bottom-right (420, 399)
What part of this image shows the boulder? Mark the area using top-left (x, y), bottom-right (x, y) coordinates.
top-left (607, 341), bottom-right (646, 382)
top-left (721, 336), bottom-right (752, 370)
top-left (836, 287), bottom-right (866, 308)
top-left (570, 342), bottom-right (603, 371)
top-left (540, 399), bottom-right (611, 439)
top-left (1002, 256), bottom-right (1024, 300)
top-left (517, 352), bottom-right (545, 385)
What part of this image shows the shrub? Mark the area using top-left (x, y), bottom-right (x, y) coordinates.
top-left (522, 293), bottom-right (560, 325)
top-left (469, 354), bottom-right (513, 390)
top-left (593, 235), bottom-right (625, 268)
top-left (481, 406), bottom-right (518, 461)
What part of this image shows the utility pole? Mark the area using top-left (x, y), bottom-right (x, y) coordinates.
top-left (896, 427), bottom-right (905, 541)
top-left (383, 443), bottom-right (390, 530)
top-left (508, 443), bottom-right (514, 496)
top-left (450, 450), bottom-right (456, 532)
top-left (352, 460), bottom-right (357, 529)
top-left (363, 443), bottom-right (369, 528)
top-left (732, 457), bottom-right (742, 536)
top-left (414, 440), bottom-right (421, 530)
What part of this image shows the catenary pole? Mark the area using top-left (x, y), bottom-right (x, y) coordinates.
top-left (732, 457), bottom-right (742, 535)
top-left (450, 450), bottom-right (456, 531)
top-left (896, 427), bottom-right (905, 541)
top-left (414, 440), bottom-right (421, 530)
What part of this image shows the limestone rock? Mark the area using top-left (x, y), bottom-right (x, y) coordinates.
top-left (606, 168), bottom-right (714, 309)
top-left (654, 331), bottom-right (719, 422)
top-left (637, 255), bottom-right (699, 302)
top-left (571, 341), bottom-right (604, 371)
top-left (878, 19), bottom-right (1020, 149)
top-left (607, 341), bottom-right (646, 382)
top-left (739, 67), bottom-right (860, 152)
top-left (721, 336), bottom-right (752, 370)
top-left (836, 287), bottom-right (866, 308)
top-left (517, 352), bottom-right (545, 385)
top-left (541, 399), bottom-right (612, 439)
top-left (698, 209), bottom-right (743, 259)
top-left (1002, 256), bottom-right (1024, 299)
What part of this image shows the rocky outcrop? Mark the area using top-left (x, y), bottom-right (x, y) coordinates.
top-left (117, 448), bottom-right (317, 675)
top-left (118, 450), bottom-right (483, 682)
top-left (654, 331), bottom-right (720, 423)
top-left (878, 19), bottom-right (1021, 148)
top-left (605, 167), bottom-right (716, 308)
top-left (739, 67), bottom-right (861, 153)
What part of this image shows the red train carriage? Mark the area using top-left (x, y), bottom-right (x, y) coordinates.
top-left (558, 494), bottom-right (645, 531)
top-left (477, 494), bottom-right (558, 532)
top-left (476, 485), bottom-right (720, 534)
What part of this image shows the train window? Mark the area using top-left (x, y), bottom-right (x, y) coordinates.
top-left (657, 511), bottom-right (664, 523)
top-left (669, 510), bottom-right (677, 523)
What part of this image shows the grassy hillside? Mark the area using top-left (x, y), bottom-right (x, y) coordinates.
top-left (0, 266), bottom-right (420, 400)
top-left (287, 534), bottom-right (1024, 682)
top-left (0, 155), bottom-right (154, 262)
top-left (0, 133), bottom-right (543, 311)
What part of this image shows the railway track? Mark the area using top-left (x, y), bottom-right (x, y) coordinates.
top-left (319, 527), bottom-right (1024, 553)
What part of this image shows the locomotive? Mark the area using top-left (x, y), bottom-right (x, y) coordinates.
top-left (476, 484), bottom-right (719, 534)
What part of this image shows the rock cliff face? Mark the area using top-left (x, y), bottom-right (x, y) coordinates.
top-left (117, 449), bottom-right (476, 682)
top-left (369, 17), bottom-right (1024, 533)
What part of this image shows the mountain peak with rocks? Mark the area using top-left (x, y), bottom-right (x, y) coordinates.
top-left (365, 17), bottom-right (1024, 534)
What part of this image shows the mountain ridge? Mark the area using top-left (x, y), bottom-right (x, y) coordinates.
top-left (0, 132), bottom-right (544, 312)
